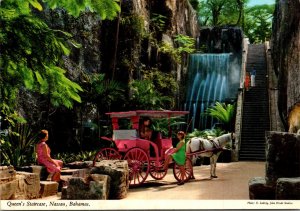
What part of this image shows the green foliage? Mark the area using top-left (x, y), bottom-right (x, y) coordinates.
top-left (56, 150), bottom-right (98, 164)
top-left (143, 68), bottom-right (178, 106)
top-left (151, 117), bottom-right (188, 138)
top-left (44, 65), bottom-right (83, 108)
top-left (196, 0), bottom-right (274, 44)
top-left (0, 124), bottom-right (38, 166)
top-left (1, 0), bottom-right (120, 126)
top-left (150, 13), bottom-right (167, 33)
top-left (120, 14), bottom-right (145, 39)
top-left (44, 0), bottom-right (120, 19)
top-left (197, 0), bottom-right (253, 26)
top-left (84, 73), bottom-right (125, 110)
top-left (244, 4), bottom-right (274, 43)
top-left (174, 34), bottom-right (196, 54)
top-left (205, 102), bottom-right (236, 131)
top-left (158, 34), bottom-right (196, 64)
top-left (129, 80), bottom-right (172, 110)
top-left (186, 128), bottom-right (226, 139)
top-left (197, 0), bottom-right (244, 26)
top-left (0, 15), bottom-right (83, 112)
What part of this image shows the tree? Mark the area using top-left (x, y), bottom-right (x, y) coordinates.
top-left (198, 0), bottom-right (249, 26)
top-left (243, 4), bottom-right (274, 43)
top-left (0, 0), bottom-right (120, 125)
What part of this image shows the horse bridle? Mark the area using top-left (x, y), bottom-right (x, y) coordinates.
top-left (231, 132), bottom-right (235, 141)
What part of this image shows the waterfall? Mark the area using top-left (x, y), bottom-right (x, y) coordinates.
top-left (185, 53), bottom-right (240, 131)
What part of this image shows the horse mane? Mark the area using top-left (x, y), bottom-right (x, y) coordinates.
top-left (212, 133), bottom-right (232, 147)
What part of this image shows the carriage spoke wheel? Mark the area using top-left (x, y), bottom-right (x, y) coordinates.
top-left (93, 148), bottom-right (121, 166)
top-left (173, 158), bottom-right (193, 183)
top-left (149, 161), bottom-right (167, 180)
top-left (124, 147), bottom-right (150, 187)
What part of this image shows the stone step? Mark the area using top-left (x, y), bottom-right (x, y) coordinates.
top-left (240, 43), bottom-right (269, 161)
top-left (40, 181), bottom-right (59, 197)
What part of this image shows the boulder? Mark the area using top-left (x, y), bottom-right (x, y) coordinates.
top-left (249, 177), bottom-right (275, 199)
top-left (265, 131), bottom-right (300, 186)
top-left (91, 160), bottom-right (129, 199)
top-left (15, 172), bottom-right (40, 199)
top-left (276, 177), bottom-right (300, 200)
top-left (0, 166), bottom-right (17, 199)
top-left (0, 181), bottom-right (17, 200)
top-left (16, 165), bottom-right (49, 181)
top-left (39, 181), bottom-right (59, 197)
top-left (64, 161), bottom-right (93, 169)
top-left (61, 174), bottom-right (110, 200)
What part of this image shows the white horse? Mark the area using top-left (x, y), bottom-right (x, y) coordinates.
top-left (186, 133), bottom-right (235, 179)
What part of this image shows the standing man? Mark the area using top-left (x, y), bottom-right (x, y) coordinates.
top-left (250, 68), bottom-right (256, 87)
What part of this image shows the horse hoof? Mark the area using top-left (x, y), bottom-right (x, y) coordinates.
top-left (190, 176), bottom-right (195, 179)
top-left (211, 175), bottom-right (218, 178)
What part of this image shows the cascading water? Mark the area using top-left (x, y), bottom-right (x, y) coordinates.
top-left (184, 53), bottom-right (240, 131)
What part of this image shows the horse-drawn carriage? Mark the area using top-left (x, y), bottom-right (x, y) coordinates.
top-left (93, 110), bottom-right (193, 187)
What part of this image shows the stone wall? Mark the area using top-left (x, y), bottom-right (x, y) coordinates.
top-left (249, 131), bottom-right (300, 199)
top-left (0, 166), bottom-right (17, 200)
top-left (266, 42), bottom-right (284, 132)
top-left (271, 0), bottom-right (300, 129)
top-left (265, 131), bottom-right (300, 186)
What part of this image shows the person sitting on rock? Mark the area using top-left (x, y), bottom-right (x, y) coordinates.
top-left (36, 129), bottom-right (63, 182)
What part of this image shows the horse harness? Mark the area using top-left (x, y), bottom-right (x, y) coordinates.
top-left (197, 138), bottom-right (223, 156)
top-left (208, 138), bottom-right (223, 154)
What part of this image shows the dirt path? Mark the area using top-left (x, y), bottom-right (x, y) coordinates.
top-left (124, 161), bottom-right (265, 200)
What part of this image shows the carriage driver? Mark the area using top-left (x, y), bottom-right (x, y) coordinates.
top-left (139, 117), bottom-right (152, 139)
top-left (139, 117), bottom-right (160, 156)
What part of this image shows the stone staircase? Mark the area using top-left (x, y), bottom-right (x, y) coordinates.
top-left (239, 44), bottom-right (270, 161)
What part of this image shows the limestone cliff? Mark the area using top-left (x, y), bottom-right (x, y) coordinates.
top-left (17, 0), bottom-right (200, 152)
top-left (271, 0), bottom-right (300, 129)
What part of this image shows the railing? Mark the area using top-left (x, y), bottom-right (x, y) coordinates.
top-left (233, 37), bottom-right (249, 161)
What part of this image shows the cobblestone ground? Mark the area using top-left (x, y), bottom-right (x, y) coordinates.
top-left (125, 161), bottom-right (265, 200)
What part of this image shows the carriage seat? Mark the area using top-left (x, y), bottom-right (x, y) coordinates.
top-left (113, 129), bottom-right (137, 140)
top-left (113, 129), bottom-right (139, 152)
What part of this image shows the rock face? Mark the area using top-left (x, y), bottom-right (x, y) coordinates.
top-left (39, 181), bottom-right (59, 198)
top-left (249, 177), bottom-right (275, 200)
top-left (265, 131), bottom-right (300, 186)
top-left (276, 177), bottom-right (300, 199)
top-left (249, 131), bottom-right (300, 199)
top-left (198, 27), bottom-right (243, 54)
top-left (0, 166), bottom-right (17, 200)
top-left (17, 0), bottom-right (201, 153)
top-left (271, 0), bottom-right (300, 128)
top-left (61, 174), bottom-right (110, 200)
top-left (15, 172), bottom-right (40, 199)
top-left (91, 160), bottom-right (129, 199)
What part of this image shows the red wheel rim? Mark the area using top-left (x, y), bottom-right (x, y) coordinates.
top-left (124, 147), bottom-right (150, 187)
top-left (173, 158), bottom-right (193, 182)
top-left (149, 161), bottom-right (167, 180)
top-left (93, 148), bottom-right (120, 166)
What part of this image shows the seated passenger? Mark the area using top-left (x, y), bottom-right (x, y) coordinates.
top-left (36, 130), bottom-right (63, 182)
top-left (139, 117), bottom-right (152, 139)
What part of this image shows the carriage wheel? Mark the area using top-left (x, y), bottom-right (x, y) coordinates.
top-left (93, 148), bottom-right (121, 166)
top-left (173, 158), bottom-right (193, 183)
top-left (149, 161), bottom-right (167, 180)
top-left (123, 147), bottom-right (150, 187)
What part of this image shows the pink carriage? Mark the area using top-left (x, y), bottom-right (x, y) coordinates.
top-left (93, 110), bottom-right (193, 187)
